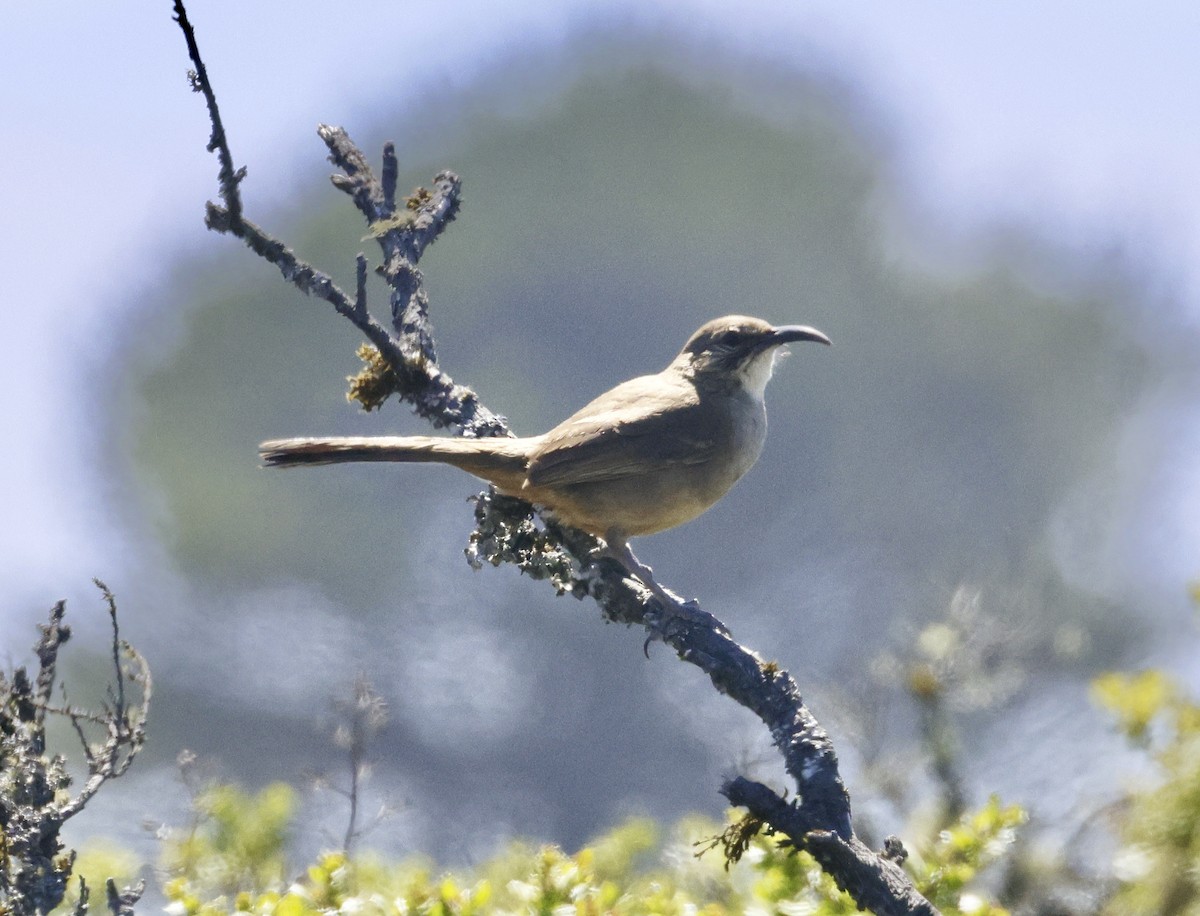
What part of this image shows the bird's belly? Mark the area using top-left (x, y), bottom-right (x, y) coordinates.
top-left (536, 457), bottom-right (752, 537)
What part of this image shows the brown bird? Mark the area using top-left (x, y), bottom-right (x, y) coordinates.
top-left (260, 315), bottom-right (829, 613)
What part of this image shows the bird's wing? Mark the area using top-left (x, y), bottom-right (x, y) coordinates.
top-left (526, 373), bottom-right (715, 487)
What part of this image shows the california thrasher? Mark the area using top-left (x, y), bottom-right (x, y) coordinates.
top-left (260, 314), bottom-right (829, 614)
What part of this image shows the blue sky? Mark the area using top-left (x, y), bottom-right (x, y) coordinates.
top-left (2, 0), bottom-right (1199, 623)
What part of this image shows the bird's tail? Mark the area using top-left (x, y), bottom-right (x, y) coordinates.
top-left (258, 435), bottom-right (533, 491)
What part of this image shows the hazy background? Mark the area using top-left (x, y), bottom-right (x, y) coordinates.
top-left (2, 0), bottom-right (1199, 874)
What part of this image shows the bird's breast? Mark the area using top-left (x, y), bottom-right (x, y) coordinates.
top-left (706, 388), bottom-right (768, 491)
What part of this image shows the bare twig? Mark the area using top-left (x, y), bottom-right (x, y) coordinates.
top-left (174, 3), bottom-right (935, 911)
top-left (33, 600), bottom-right (69, 733)
top-left (175, 1), bottom-right (499, 437)
top-left (172, 0), bottom-right (242, 225)
top-left (1, 584), bottom-right (149, 915)
top-left (99, 580), bottom-right (127, 728)
top-left (105, 877), bottom-right (145, 916)
top-left (381, 141), bottom-right (399, 214)
top-left (333, 676), bottom-right (389, 852)
top-left (56, 582), bottom-right (152, 821)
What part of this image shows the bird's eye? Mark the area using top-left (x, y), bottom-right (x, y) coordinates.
top-left (716, 329), bottom-right (743, 347)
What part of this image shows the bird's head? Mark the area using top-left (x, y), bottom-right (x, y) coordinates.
top-left (675, 315), bottom-right (831, 396)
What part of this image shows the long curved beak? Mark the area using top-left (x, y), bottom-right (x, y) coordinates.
top-left (770, 324), bottom-right (831, 347)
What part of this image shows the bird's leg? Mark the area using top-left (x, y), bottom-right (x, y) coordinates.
top-left (596, 538), bottom-right (683, 608)
top-left (594, 534), bottom-right (726, 639)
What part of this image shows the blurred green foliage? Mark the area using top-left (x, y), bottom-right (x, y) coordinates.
top-left (59, 843), bottom-right (142, 914)
top-left (911, 797), bottom-right (1025, 915)
top-left (40, 654), bottom-right (1200, 915)
top-left (147, 782), bottom-right (1021, 916)
top-left (1094, 668), bottom-right (1200, 915)
top-left (161, 783), bottom-right (296, 902)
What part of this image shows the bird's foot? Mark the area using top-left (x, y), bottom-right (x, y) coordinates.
top-left (640, 595), bottom-right (721, 657)
top-left (645, 592), bottom-right (718, 626)
top-left (591, 537), bottom-right (726, 656)
top-left (591, 539), bottom-right (690, 612)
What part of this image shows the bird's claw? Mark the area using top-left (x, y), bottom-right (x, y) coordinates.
top-left (640, 593), bottom-right (728, 657)
top-left (641, 604), bottom-right (679, 658)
